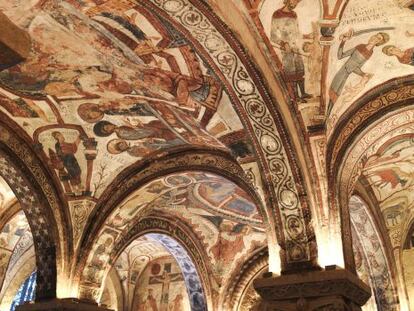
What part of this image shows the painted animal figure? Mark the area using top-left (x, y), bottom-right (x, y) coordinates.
top-left (365, 168), bottom-right (407, 189)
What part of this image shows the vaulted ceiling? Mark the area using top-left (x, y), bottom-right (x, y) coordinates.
top-left (1, 0), bottom-right (414, 310)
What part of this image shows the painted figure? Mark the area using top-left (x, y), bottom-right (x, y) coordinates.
top-left (270, 0), bottom-right (312, 102)
top-left (49, 131), bottom-right (83, 192)
top-left (328, 30), bottom-right (389, 114)
top-left (210, 222), bottom-right (248, 266)
top-left (169, 293), bottom-right (184, 311)
top-left (142, 288), bottom-right (158, 311)
top-left (106, 138), bottom-right (181, 157)
top-left (77, 101), bottom-right (153, 123)
top-left (93, 118), bottom-right (180, 142)
top-left (93, 121), bottom-right (156, 140)
top-left (86, 237), bottom-right (113, 283)
top-left (383, 45), bottom-right (414, 66)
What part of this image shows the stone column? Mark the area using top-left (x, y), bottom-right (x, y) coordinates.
top-left (16, 298), bottom-right (113, 311)
top-left (254, 266), bottom-right (371, 311)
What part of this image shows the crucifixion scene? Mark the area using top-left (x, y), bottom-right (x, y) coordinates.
top-left (0, 0), bottom-right (414, 310)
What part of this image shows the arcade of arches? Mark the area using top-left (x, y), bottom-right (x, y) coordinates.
top-left (1, 0), bottom-right (414, 310)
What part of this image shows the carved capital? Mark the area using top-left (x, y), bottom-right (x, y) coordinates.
top-left (254, 268), bottom-right (371, 311)
top-left (16, 299), bottom-right (112, 311)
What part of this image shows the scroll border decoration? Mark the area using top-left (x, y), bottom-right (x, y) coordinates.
top-left (140, 0), bottom-right (314, 266)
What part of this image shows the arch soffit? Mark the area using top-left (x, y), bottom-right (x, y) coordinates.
top-left (79, 215), bottom-right (214, 310)
top-left (327, 75), bottom-right (414, 177)
top-left (79, 149), bottom-right (269, 264)
top-left (139, 0), bottom-right (316, 267)
top-left (353, 182), bottom-right (398, 276)
top-left (349, 195), bottom-right (399, 308)
top-left (222, 246), bottom-right (268, 310)
top-left (0, 122), bottom-right (69, 299)
top-left (326, 103), bottom-right (414, 271)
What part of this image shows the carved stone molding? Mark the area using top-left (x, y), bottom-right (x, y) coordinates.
top-left (254, 268), bottom-right (371, 311)
top-left (16, 299), bottom-right (112, 311)
top-left (138, 0), bottom-right (316, 268)
top-left (224, 247), bottom-right (268, 310)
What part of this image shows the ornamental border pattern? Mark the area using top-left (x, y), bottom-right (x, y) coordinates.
top-left (140, 0), bottom-right (312, 265)
top-left (327, 76), bottom-right (414, 174)
top-left (0, 125), bottom-right (60, 299)
top-left (78, 216), bottom-right (212, 309)
top-left (79, 149), bottom-right (265, 257)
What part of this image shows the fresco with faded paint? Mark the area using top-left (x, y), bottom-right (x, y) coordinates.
top-left (112, 236), bottom-right (170, 309)
top-left (133, 256), bottom-right (190, 311)
top-left (0, 0), bottom-right (253, 200)
top-left (0, 177), bottom-right (14, 210)
top-left (362, 136), bottom-right (414, 236)
top-left (259, 0), bottom-right (323, 125)
top-left (350, 196), bottom-right (398, 310)
top-left (327, 0), bottom-right (414, 133)
top-left (83, 171), bottom-right (266, 299)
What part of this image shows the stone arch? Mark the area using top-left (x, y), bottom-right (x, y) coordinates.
top-left (79, 149), bottom-right (266, 253)
top-left (222, 247), bottom-right (268, 311)
top-left (328, 97), bottom-right (414, 308)
top-left (0, 122), bottom-right (69, 300)
top-left (119, 0), bottom-right (317, 271)
top-left (93, 216), bottom-right (211, 311)
top-left (0, 247), bottom-right (35, 310)
top-left (76, 155), bottom-right (268, 307)
top-left (100, 268), bottom-right (124, 311)
top-left (326, 77), bottom-right (414, 271)
top-left (349, 195), bottom-right (399, 310)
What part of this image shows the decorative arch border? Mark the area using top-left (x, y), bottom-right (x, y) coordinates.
top-left (76, 149), bottom-right (266, 304)
top-left (131, 0), bottom-right (316, 269)
top-left (331, 105), bottom-right (414, 270)
top-left (78, 149), bottom-right (267, 266)
top-left (0, 122), bottom-right (69, 300)
top-left (327, 75), bottom-right (414, 173)
top-left (222, 247), bottom-right (268, 310)
top-left (349, 195), bottom-right (399, 310)
top-left (80, 216), bottom-right (213, 311)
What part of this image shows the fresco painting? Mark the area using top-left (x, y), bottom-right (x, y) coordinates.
top-left (256, 0), bottom-right (414, 131)
top-left (0, 211), bottom-right (31, 294)
top-left (133, 257), bottom-right (190, 311)
top-left (326, 0), bottom-right (414, 133)
top-left (349, 196), bottom-right (398, 309)
top-left (0, 0), bottom-right (255, 200)
top-left (83, 171), bottom-right (266, 298)
top-left (112, 236), bottom-right (170, 309)
top-left (0, 176), bottom-right (14, 210)
top-left (362, 137), bottom-right (414, 232)
top-left (259, 0), bottom-right (323, 125)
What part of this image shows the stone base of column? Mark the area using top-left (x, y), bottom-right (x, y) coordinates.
top-left (254, 266), bottom-right (371, 311)
top-left (16, 298), bottom-right (112, 311)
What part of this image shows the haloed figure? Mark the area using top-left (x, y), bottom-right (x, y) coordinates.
top-left (50, 131), bottom-right (83, 192)
top-left (383, 45), bottom-right (414, 66)
top-left (327, 31), bottom-right (390, 115)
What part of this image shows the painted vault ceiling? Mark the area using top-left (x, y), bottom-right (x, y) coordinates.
top-left (1, 0), bottom-right (414, 310)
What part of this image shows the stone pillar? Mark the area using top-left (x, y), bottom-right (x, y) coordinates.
top-left (16, 298), bottom-right (113, 311)
top-left (254, 266), bottom-right (371, 311)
